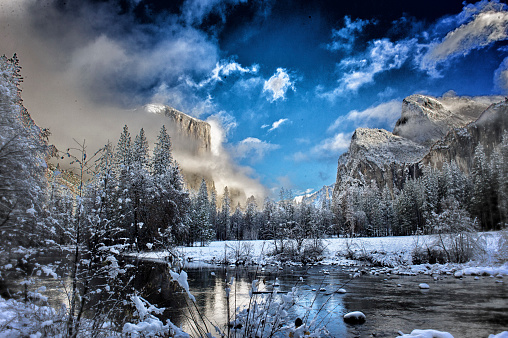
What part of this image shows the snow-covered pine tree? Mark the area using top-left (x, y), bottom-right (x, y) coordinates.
top-left (188, 179), bottom-right (213, 246)
top-left (0, 54), bottom-right (48, 248)
top-left (114, 125), bottom-right (135, 248)
top-left (244, 195), bottom-right (259, 240)
top-left (231, 203), bottom-right (244, 240)
top-left (85, 141), bottom-right (123, 248)
top-left (471, 144), bottom-right (500, 230)
top-left (494, 131), bottom-right (508, 225)
top-left (442, 162), bottom-right (470, 208)
top-left (197, 179), bottom-right (214, 245)
top-left (151, 125), bottom-right (172, 176)
top-left (318, 195), bottom-right (334, 237)
top-left (116, 125), bottom-right (132, 168)
top-left (395, 178), bottom-right (426, 235)
top-left (217, 186), bottom-right (231, 240)
top-left (149, 125), bottom-right (190, 246)
top-left (132, 128), bottom-right (149, 169)
top-left (129, 128), bottom-right (152, 250)
top-left (331, 190), bottom-right (345, 237)
top-left (209, 185), bottom-right (218, 240)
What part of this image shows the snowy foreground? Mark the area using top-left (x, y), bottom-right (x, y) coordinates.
top-left (2, 233), bottom-right (507, 338)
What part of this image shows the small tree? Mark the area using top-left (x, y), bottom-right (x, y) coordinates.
top-left (427, 196), bottom-right (481, 263)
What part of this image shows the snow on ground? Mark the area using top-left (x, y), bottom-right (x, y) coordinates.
top-left (130, 232), bottom-right (507, 276)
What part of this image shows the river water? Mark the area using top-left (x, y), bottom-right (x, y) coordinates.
top-left (2, 253), bottom-right (507, 337)
top-left (128, 260), bottom-right (508, 337)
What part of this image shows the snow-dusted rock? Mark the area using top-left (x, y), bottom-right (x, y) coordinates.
top-left (396, 329), bottom-right (454, 338)
top-left (419, 283), bottom-right (430, 289)
top-left (393, 94), bottom-right (499, 147)
top-left (343, 311), bottom-right (366, 325)
top-left (334, 127), bottom-right (428, 194)
top-left (334, 94), bottom-right (507, 197)
top-left (336, 288), bottom-right (347, 294)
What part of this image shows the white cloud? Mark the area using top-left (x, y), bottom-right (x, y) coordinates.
top-left (494, 56), bottom-right (508, 94)
top-left (377, 86), bottom-right (397, 99)
top-left (327, 16), bottom-right (374, 52)
top-left (234, 137), bottom-right (280, 162)
top-left (320, 1), bottom-right (508, 99)
top-left (268, 118), bottom-right (289, 132)
top-left (231, 76), bottom-right (264, 96)
top-left (320, 39), bottom-right (417, 99)
top-left (420, 5), bottom-right (508, 76)
top-left (315, 133), bottom-right (351, 153)
top-left (208, 111), bottom-right (237, 133)
top-left (263, 68), bottom-right (295, 102)
top-left (307, 132), bottom-right (352, 160)
top-left (328, 100), bottom-right (401, 132)
top-left (189, 59), bottom-right (259, 88)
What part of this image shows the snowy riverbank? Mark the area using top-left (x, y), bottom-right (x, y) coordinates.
top-left (131, 232), bottom-right (508, 274)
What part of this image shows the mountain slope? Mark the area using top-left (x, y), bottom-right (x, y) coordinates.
top-left (393, 94), bottom-right (502, 147)
top-left (421, 98), bottom-right (508, 174)
top-left (334, 94), bottom-right (507, 196)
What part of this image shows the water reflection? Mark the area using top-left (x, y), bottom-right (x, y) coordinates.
top-left (3, 253), bottom-right (507, 337)
top-left (133, 263), bottom-right (350, 336)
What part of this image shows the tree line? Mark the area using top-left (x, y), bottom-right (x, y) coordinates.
top-left (2, 53), bottom-right (508, 254)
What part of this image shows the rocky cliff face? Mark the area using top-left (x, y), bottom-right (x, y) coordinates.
top-left (334, 94), bottom-right (507, 196)
top-left (393, 94), bottom-right (502, 147)
top-left (335, 128), bottom-right (427, 193)
top-left (145, 104), bottom-right (212, 156)
top-left (421, 99), bottom-right (508, 174)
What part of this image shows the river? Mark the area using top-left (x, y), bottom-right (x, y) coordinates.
top-left (2, 252), bottom-right (507, 337)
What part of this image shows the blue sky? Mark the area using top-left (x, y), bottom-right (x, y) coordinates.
top-left (1, 0), bottom-right (508, 197)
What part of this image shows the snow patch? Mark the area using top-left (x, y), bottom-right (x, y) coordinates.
top-left (396, 329), bottom-right (454, 338)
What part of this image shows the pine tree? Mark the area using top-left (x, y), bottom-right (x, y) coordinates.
top-left (189, 179), bottom-right (213, 246)
top-left (115, 125), bottom-right (132, 170)
top-left (244, 196), bottom-right (259, 240)
top-left (231, 203), bottom-right (244, 240)
top-left (217, 186), bottom-right (231, 240)
top-left (495, 131), bottom-right (508, 225)
top-left (471, 144), bottom-right (500, 230)
top-left (149, 125), bottom-right (190, 246)
top-left (151, 125), bottom-right (172, 176)
top-left (209, 185), bottom-right (218, 240)
top-left (129, 129), bottom-right (152, 250)
top-left (260, 197), bottom-right (276, 240)
top-left (0, 55), bottom-right (48, 247)
top-left (132, 128), bottom-right (149, 169)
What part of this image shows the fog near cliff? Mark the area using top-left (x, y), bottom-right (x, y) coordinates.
top-left (0, 0), bottom-right (267, 204)
top-left (173, 116), bottom-right (267, 204)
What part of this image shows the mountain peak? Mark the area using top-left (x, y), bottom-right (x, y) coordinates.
top-left (393, 94), bottom-right (503, 146)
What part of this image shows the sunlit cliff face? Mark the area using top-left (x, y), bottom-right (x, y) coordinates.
top-left (142, 105), bottom-right (267, 204)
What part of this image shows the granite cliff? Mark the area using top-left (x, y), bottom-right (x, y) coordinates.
top-left (144, 104), bottom-right (211, 156)
top-left (334, 94), bottom-right (507, 196)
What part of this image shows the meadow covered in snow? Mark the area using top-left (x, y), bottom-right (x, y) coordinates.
top-left (136, 232), bottom-right (508, 275)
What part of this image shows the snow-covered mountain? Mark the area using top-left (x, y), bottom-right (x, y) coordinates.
top-left (335, 128), bottom-right (427, 193)
top-left (421, 98), bottom-right (508, 174)
top-left (294, 184), bottom-right (335, 207)
top-left (334, 94), bottom-right (507, 196)
top-left (393, 94), bottom-right (502, 147)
